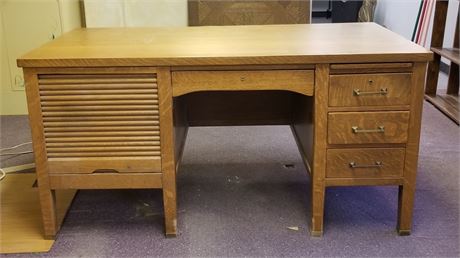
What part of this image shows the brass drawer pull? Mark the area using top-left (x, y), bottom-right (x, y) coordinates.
top-left (352, 126), bottom-right (385, 134)
top-left (349, 161), bottom-right (383, 168)
top-left (353, 88), bottom-right (388, 96)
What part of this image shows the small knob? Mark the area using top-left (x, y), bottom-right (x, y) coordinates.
top-left (368, 79), bottom-right (374, 84)
top-left (240, 77), bottom-right (246, 82)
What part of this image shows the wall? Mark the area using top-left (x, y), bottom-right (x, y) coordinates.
top-left (0, 0), bottom-right (81, 115)
top-left (84, 0), bottom-right (188, 27)
top-left (374, 0), bottom-right (458, 48)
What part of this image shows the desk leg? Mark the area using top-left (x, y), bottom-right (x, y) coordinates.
top-left (311, 64), bottom-right (329, 236)
top-left (397, 62), bottom-right (427, 235)
top-left (24, 68), bottom-right (58, 239)
top-left (397, 183), bottom-right (415, 235)
top-left (38, 187), bottom-right (58, 239)
top-left (158, 67), bottom-right (178, 237)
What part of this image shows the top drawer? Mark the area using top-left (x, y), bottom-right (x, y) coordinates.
top-left (172, 70), bottom-right (314, 96)
top-left (329, 73), bottom-right (411, 107)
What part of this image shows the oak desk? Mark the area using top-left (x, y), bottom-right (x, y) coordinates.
top-left (18, 23), bottom-right (432, 238)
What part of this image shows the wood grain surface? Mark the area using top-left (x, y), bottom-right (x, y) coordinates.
top-left (17, 23), bottom-right (432, 67)
top-left (172, 70), bottom-right (314, 96)
top-left (328, 111), bottom-right (410, 144)
top-left (329, 73), bottom-right (412, 107)
top-left (326, 148), bottom-right (405, 178)
top-left (158, 67), bottom-right (178, 237)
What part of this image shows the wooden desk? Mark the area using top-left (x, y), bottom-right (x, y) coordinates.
top-left (18, 23), bottom-right (432, 238)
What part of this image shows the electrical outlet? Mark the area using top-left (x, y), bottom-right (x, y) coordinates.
top-left (11, 73), bottom-right (25, 91)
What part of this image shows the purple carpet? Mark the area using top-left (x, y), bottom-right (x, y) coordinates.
top-left (2, 101), bottom-right (459, 257)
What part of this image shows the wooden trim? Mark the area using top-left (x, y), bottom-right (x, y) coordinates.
top-left (173, 98), bottom-right (189, 172)
top-left (17, 54), bottom-right (434, 68)
top-left (328, 106), bottom-right (411, 112)
top-left (290, 126), bottom-right (313, 175)
top-left (49, 173), bottom-right (162, 189)
top-left (397, 62), bottom-right (428, 235)
top-left (326, 178), bottom-right (404, 187)
top-left (158, 67), bottom-right (178, 237)
top-left (330, 63), bottom-right (413, 74)
top-left (48, 157), bottom-right (162, 174)
top-left (291, 94), bottom-right (314, 175)
top-left (35, 67), bottom-right (158, 74)
top-left (23, 68), bottom-right (58, 238)
top-left (328, 143), bottom-right (406, 149)
top-left (170, 64), bottom-right (316, 71)
top-left (310, 64), bottom-right (329, 236)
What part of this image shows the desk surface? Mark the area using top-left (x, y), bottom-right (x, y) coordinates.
top-left (18, 23), bottom-right (432, 67)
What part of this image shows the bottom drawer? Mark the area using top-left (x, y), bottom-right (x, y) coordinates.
top-left (327, 148), bottom-right (405, 178)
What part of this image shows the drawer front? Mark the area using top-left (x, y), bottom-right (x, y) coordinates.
top-left (38, 72), bottom-right (162, 174)
top-left (172, 70), bottom-right (314, 96)
top-left (326, 148), bottom-right (405, 178)
top-left (329, 73), bottom-right (411, 107)
top-left (328, 111), bottom-right (410, 144)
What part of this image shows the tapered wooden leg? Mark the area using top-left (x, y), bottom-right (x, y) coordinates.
top-left (397, 184), bottom-right (415, 235)
top-left (311, 181), bottom-right (326, 237)
top-left (397, 62), bottom-right (428, 236)
top-left (310, 64), bottom-right (329, 237)
top-left (158, 67), bottom-right (178, 237)
top-left (23, 68), bottom-right (58, 239)
top-left (37, 184), bottom-right (58, 239)
top-left (162, 184), bottom-right (177, 237)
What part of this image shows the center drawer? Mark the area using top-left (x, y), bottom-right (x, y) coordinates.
top-left (171, 70), bottom-right (314, 96)
top-left (328, 111), bottom-right (410, 144)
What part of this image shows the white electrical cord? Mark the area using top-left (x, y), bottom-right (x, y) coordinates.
top-left (0, 141), bottom-right (33, 156)
top-left (0, 163), bottom-right (36, 182)
top-left (0, 168), bottom-right (5, 181)
top-left (0, 142), bottom-right (34, 181)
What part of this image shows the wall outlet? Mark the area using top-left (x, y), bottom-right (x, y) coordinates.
top-left (11, 72), bottom-right (25, 91)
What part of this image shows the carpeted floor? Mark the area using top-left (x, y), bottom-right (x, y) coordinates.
top-left (1, 101), bottom-right (459, 257)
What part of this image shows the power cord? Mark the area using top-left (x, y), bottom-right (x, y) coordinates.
top-left (0, 168), bottom-right (5, 181)
top-left (0, 142), bottom-right (34, 181)
top-left (0, 142), bottom-right (33, 156)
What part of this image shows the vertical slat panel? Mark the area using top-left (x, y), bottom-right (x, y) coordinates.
top-left (38, 73), bottom-right (161, 160)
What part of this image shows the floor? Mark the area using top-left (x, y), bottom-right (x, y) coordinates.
top-left (1, 99), bottom-right (459, 257)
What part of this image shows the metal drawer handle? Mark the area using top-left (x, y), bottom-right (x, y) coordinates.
top-left (353, 88), bottom-right (388, 96)
top-left (349, 161), bottom-right (383, 168)
top-left (352, 126), bottom-right (385, 134)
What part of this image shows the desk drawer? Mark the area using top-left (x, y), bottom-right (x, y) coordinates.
top-left (328, 111), bottom-right (410, 144)
top-left (329, 73), bottom-right (411, 107)
top-left (172, 70), bottom-right (314, 96)
top-left (326, 148), bottom-right (405, 178)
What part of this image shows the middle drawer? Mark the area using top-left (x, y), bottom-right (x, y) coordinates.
top-left (328, 111), bottom-right (410, 144)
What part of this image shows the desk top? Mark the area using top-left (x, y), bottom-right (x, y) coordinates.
top-left (18, 23), bottom-right (432, 68)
